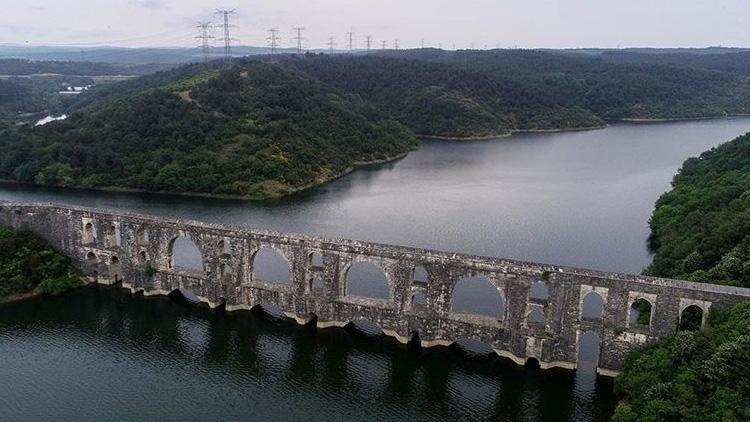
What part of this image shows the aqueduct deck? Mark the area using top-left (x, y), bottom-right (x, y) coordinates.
top-left (3, 201), bottom-right (749, 375)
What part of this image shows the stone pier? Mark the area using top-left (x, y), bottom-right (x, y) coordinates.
top-left (3, 201), bottom-right (749, 375)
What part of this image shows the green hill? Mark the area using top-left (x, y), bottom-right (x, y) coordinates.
top-left (0, 60), bottom-right (417, 199)
top-left (375, 49), bottom-right (750, 122)
top-left (646, 132), bottom-right (750, 287)
top-left (288, 54), bottom-right (604, 138)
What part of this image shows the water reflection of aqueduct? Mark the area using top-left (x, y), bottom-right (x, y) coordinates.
top-left (3, 201), bottom-right (750, 375)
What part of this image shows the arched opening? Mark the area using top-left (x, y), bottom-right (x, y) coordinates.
top-left (581, 291), bottom-right (604, 320)
top-left (629, 298), bottom-right (653, 326)
top-left (106, 224), bottom-right (119, 247)
top-left (413, 265), bottom-right (428, 284)
top-left (679, 305), bottom-right (704, 331)
top-left (577, 331), bottom-right (601, 369)
top-left (83, 222), bottom-right (95, 244)
top-left (346, 319), bottom-right (384, 337)
top-left (252, 302), bottom-right (286, 320)
top-left (527, 308), bottom-right (545, 325)
top-left (169, 287), bottom-right (202, 306)
top-left (136, 228), bottom-right (149, 246)
top-left (86, 251), bottom-right (98, 264)
top-left (219, 263), bottom-right (233, 277)
top-left (218, 239), bottom-right (232, 255)
top-left (411, 291), bottom-right (427, 307)
top-left (253, 247), bottom-right (290, 284)
top-left (524, 357), bottom-right (541, 370)
top-left (110, 256), bottom-right (121, 282)
top-left (451, 276), bottom-right (504, 320)
top-left (309, 275), bottom-right (324, 293)
top-left (345, 262), bottom-right (389, 300)
top-left (309, 252), bottom-right (324, 268)
top-left (529, 281), bottom-right (549, 301)
top-left (139, 250), bottom-right (148, 262)
top-left (169, 236), bottom-right (204, 272)
top-left (408, 330), bottom-right (421, 351)
top-left (453, 337), bottom-right (496, 358)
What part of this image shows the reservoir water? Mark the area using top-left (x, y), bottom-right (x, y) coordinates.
top-left (2, 119), bottom-right (750, 420)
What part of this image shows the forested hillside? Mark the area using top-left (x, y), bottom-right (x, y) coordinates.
top-left (0, 226), bottom-right (81, 300)
top-left (0, 58), bottom-right (173, 76)
top-left (376, 49), bottom-right (750, 123)
top-left (289, 55), bottom-right (603, 137)
top-left (0, 75), bottom-right (92, 124)
top-left (614, 300), bottom-right (750, 421)
top-left (0, 60), bottom-right (416, 199)
top-left (646, 132), bottom-right (750, 287)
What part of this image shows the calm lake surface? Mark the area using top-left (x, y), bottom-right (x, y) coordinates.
top-left (2, 119), bottom-right (750, 420)
top-left (3, 119), bottom-right (750, 273)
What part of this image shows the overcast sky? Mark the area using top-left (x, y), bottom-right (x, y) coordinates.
top-left (3, 0), bottom-right (749, 49)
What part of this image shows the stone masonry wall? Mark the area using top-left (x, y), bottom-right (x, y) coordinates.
top-left (2, 201), bottom-right (749, 374)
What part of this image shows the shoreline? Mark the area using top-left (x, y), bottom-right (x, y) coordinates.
top-left (2, 114), bottom-right (747, 201)
top-left (0, 291), bottom-right (40, 305)
top-left (0, 152), bottom-right (411, 203)
top-left (418, 114), bottom-right (750, 141)
top-left (417, 124), bottom-right (608, 141)
top-left (615, 113), bottom-right (750, 123)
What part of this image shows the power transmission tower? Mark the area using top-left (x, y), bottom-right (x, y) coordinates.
top-left (267, 28), bottom-right (280, 54)
top-left (196, 21), bottom-right (214, 61)
top-left (393, 39), bottom-right (399, 50)
top-left (292, 27), bottom-right (305, 54)
top-left (421, 38), bottom-right (425, 49)
top-left (381, 40), bottom-right (387, 50)
top-left (215, 9), bottom-right (236, 59)
top-left (365, 35), bottom-right (372, 51)
top-left (80, 49), bottom-right (85, 61)
top-left (346, 31), bottom-right (355, 52)
top-left (328, 36), bottom-right (336, 53)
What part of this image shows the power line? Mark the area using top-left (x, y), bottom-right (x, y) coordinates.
top-left (196, 22), bottom-right (214, 61)
top-left (292, 27), bottom-right (305, 54)
top-left (267, 28), bottom-right (280, 54)
top-left (215, 9), bottom-right (237, 59)
top-left (365, 35), bottom-right (372, 51)
top-left (346, 31), bottom-right (355, 52)
top-left (328, 36), bottom-right (336, 53)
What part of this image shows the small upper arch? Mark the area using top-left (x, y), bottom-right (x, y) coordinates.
top-left (581, 291), bottom-right (604, 320)
top-left (412, 265), bottom-right (429, 284)
top-left (529, 280), bottom-right (549, 301)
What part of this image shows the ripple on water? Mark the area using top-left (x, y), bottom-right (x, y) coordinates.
top-left (0, 287), bottom-right (617, 421)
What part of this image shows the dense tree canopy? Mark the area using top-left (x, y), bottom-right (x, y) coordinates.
top-left (374, 49), bottom-right (750, 124)
top-left (646, 132), bottom-right (750, 287)
top-left (0, 226), bottom-right (81, 299)
top-left (613, 300), bottom-right (750, 421)
top-left (0, 60), bottom-right (417, 199)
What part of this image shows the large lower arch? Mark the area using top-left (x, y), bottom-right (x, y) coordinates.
top-left (345, 261), bottom-right (390, 300)
top-left (253, 247), bottom-right (290, 284)
top-left (168, 235), bottom-right (204, 272)
top-left (577, 331), bottom-right (601, 369)
top-left (451, 276), bottom-right (504, 320)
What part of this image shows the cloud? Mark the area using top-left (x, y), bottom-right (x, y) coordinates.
top-left (129, 0), bottom-right (165, 10)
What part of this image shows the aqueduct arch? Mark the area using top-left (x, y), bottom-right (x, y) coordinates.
top-left (2, 201), bottom-right (750, 375)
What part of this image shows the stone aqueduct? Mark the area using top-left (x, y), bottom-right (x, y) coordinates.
top-left (3, 201), bottom-right (750, 375)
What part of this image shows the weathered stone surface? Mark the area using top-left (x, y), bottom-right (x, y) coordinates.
top-left (3, 201), bottom-right (749, 374)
